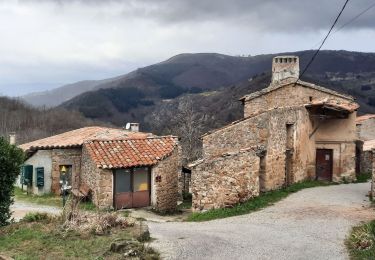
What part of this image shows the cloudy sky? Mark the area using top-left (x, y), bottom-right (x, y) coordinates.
top-left (1, 0), bottom-right (375, 96)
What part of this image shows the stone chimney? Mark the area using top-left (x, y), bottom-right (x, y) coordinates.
top-left (126, 122), bottom-right (140, 132)
top-left (271, 56), bottom-right (299, 83)
top-left (9, 132), bottom-right (16, 145)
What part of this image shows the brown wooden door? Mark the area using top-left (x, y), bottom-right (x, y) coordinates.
top-left (114, 168), bottom-right (150, 210)
top-left (316, 149), bottom-right (333, 181)
top-left (114, 169), bottom-right (133, 209)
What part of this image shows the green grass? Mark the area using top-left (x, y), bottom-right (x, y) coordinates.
top-left (14, 187), bottom-right (62, 207)
top-left (14, 187), bottom-right (96, 211)
top-left (0, 214), bottom-right (159, 260)
top-left (187, 180), bottom-right (336, 222)
top-left (355, 172), bottom-right (372, 183)
top-left (346, 219), bottom-right (375, 259)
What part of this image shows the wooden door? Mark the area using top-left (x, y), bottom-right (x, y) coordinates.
top-left (132, 167), bottom-right (151, 208)
top-left (114, 168), bottom-right (150, 210)
top-left (114, 169), bottom-right (132, 209)
top-left (316, 149), bottom-right (333, 181)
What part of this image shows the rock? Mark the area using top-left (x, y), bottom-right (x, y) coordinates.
top-left (136, 222), bottom-right (150, 242)
top-left (110, 239), bottom-right (140, 253)
top-left (0, 255), bottom-right (14, 260)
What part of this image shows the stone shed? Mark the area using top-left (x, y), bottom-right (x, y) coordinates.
top-left (18, 126), bottom-right (148, 195)
top-left (356, 114), bottom-right (375, 174)
top-left (191, 55), bottom-right (359, 211)
top-left (81, 136), bottom-right (181, 212)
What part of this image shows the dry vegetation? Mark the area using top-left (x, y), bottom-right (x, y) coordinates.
top-left (0, 197), bottom-right (159, 260)
top-left (0, 96), bottom-right (104, 145)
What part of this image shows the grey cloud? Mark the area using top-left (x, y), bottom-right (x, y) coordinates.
top-left (38, 0), bottom-right (375, 31)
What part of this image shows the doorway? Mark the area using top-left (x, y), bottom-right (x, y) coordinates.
top-left (316, 149), bottom-right (333, 181)
top-left (114, 167), bottom-right (151, 210)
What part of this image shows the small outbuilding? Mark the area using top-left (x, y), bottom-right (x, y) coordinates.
top-left (18, 126), bottom-right (181, 212)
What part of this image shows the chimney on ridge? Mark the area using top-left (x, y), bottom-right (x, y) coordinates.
top-left (9, 132), bottom-right (16, 145)
top-left (125, 122), bottom-right (140, 132)
top-left (271, 56), bottom-right (299, 83)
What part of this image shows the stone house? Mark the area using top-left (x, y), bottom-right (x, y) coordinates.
top-left (356, 114), bottom-right (375, 173)
top-left (191, 56), bottom-right (359, 211)
top-left (18, 126), bottom-right (181, 212)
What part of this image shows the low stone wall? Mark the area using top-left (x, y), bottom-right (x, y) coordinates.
top-left (152, 146), bottom-right (181, 212)
top-left (192, 148), bottom-right (260, 212)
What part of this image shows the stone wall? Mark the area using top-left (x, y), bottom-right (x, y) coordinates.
top-left (244, 83), bottom-right (352, 118)
top-left (361, 150), bottom-right (373, 173)
top-left (202, 106), bottom-right (314, 192)
top-left (152, 146), bottom-right (181, 212)
top-left (80, 145), bottom-right (113, 208)
top-left (358, 118), bottom-right (375, 141)
top-left (51, 148), bottom-right (82, 194)
top-left (372, 150), bottom-right (375, 198)
top-left (191, 148), bottom-right (260, 211)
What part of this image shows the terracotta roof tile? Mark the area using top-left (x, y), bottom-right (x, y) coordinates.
top-left (19, 126), bottom-right (151, 151)
top-left (356, 114), bottom-right (375, 124)
top-left (84, 136), bottom-right (179, 169)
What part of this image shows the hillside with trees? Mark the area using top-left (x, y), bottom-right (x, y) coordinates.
top-left (0, 97), bottom-right (100, 145)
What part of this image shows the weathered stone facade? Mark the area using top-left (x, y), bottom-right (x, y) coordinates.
top-left (51, 148), bottom-right (82, 194)
top-left (243, 81), bottom-right (352, 118)
top-left (192, 148), bottom-right (260, 211)
top-left (357, 117), bottom-right (375, 141)
top-left (362, 151), bottom-right (374, 173)
top-left (372, 149), bottom-right (375, 198)
top-left (80, 145), bottom-right (113, 208)
top-left (192, 55), bottom-right (358, 212)
top-left (151, 147), bottom-right (181, 212)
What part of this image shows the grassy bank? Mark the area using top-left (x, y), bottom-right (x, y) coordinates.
top-left (0, 212), bottom-right (159, 260)
top-left (188, 180), bottom-right (336, 222)
top-left (14, 187), bottom-right (96, 210)
top-left (346, 220), bottom-right (375, 259)
top-left (14, 187), bottom-right (61, 207)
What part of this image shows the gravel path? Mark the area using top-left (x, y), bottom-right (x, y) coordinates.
top-left (149, 182), bottom-right (375, 260)
top-left (11, 201), bottom-right (61, 221)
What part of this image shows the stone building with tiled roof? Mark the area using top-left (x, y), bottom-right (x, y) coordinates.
top-left (191, 56), bottom-right (360, 212)
top-left (18, 126), bottom-right (181, 212)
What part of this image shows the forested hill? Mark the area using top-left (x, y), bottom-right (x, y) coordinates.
top-left (0, 97), bottom-right (101, 145)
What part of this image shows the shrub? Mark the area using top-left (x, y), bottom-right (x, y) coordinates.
top-left (22, 212), bottom-right (50, 222)
top-left (0, 137), bottom-right (24, 226)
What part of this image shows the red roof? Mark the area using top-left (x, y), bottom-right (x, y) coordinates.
top-left (305, 98), bottom-right (359, 113)
top-left (19, 126), bottom-right (151, 151)
top-left (356, 114), bottom-right (375, 124)
top-left (84, 136), bottom-right (179, 169)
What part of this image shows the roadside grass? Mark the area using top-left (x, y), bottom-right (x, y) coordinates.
top-left (14, 187), bottom-right (61, 207)
top-left (0, 213), bottom-right (159, 260)
top-left (14, 187), bottom-right (96, 211)
top-left (346, 220), bottom-right (375, 259)
top-left (187, 180), bottom-right (336, 222)
top-left (355, 172), bottom-right (372, 183)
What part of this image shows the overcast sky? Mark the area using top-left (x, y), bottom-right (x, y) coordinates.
top-left (1, 0), bottom-right (375, 96)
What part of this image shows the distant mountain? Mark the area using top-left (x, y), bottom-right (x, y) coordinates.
top-left (60, 50), bottom-right (375, 122)
top-left (20, 49), bottom-right (375, 161)
top-left (21, 76), bottom-right (125, 107)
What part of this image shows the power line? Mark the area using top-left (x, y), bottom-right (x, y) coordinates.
top-left (310, 1), bottom-right (375, 49)
top-left (297, 0), bottom-right (350, 82)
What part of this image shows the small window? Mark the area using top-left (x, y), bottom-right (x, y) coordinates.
top-left (309, 96), bottom-right (313, 102)
top-left (284, 58), bottom-right (288, 63)
top-left (288, 58), bottom-right (292, 63)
